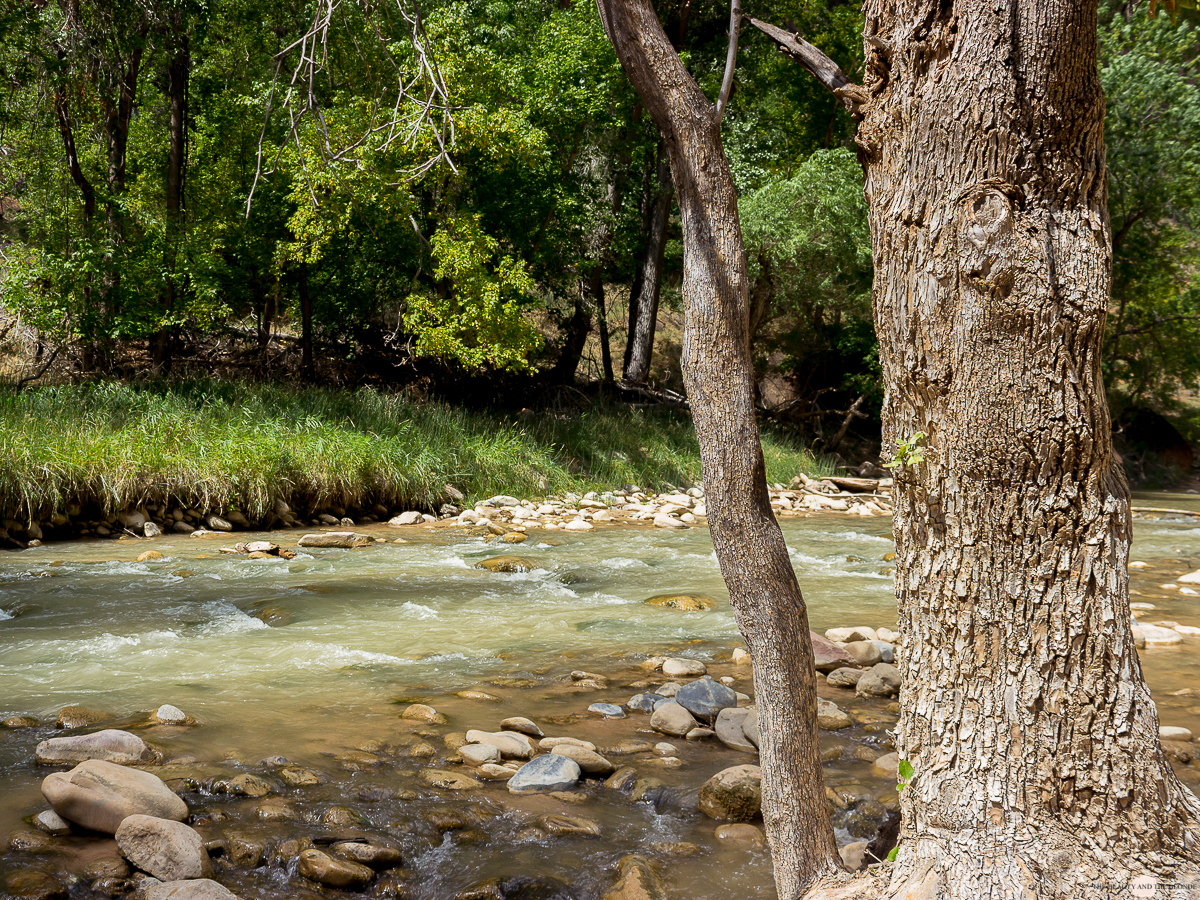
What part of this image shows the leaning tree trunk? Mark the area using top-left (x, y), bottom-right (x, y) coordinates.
top-left (762, 0), bottom-right (1200, 895)
top-left (596, 2), bottom-right (842, 898)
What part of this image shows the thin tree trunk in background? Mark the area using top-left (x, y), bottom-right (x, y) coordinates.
top-left (153, 26), bottom-right (188, 370)
top-left (299, 262), bottom-right (313, 378)
top-left (596, 3), bottom-right (842, 898)
top-left (623, 143), bottom-right (672, 383)
top-left (754, 0), bottom-right (1200, 893)
top-left (551, 279), bottom-right (596, 384)
top-left (596, 279), bottom-right (614, 383)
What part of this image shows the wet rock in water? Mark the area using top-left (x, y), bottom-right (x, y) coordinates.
top-left (715, 708), bottom-right (757, 753)
top-left (870, 641), bottom-right (896, 663)
top-left (604, 767), bottom-right (638, 791)
top-left (686, 727), bottom-right (714, 741)
top-left (420, 769), bottom-right (482, 790)
top-left (330, 840), bottom-right (403, 869)
top-left (649, 701), bottom-right (698, 737)
top-left (810, 632), bottom-right (858, 672)
top-left (539, 737), bottom-right (597, 752)
top-left (826, 667), bottom-right (864, 689)
top-left (400, 703), bottom-right (447, 725)
top-left (507, 755), bottom-right (582, 793)
top-left (2, 869), bottom-right (67, 900)
top-left (321, 806), bottom-right (369, 828)
top-left (652, 682), bottom-right (680, 698)
top-left (55, 705), bottom-right (112, 729)
top-left (714, 823), bottom-right (766, 846)
top-left (36, 729), bottom-right (158, 766)
top-left (1161, 726), bottom-right (1194, 742)
top-left (42, 759), bottom-right (187, 834)
top-left (115, 815), bottom-right (212, 881)
top-left (8, 830), bottom-right (54, 852)
top-left (551, 745), bottom-right (616, 775)
top-left (605, 740), bottom-right (654, 755)
top-left (741, 707), bottom-right (759, 748)
top-left (5, 716), bottom-right (40, 728)
top-left (856, 663), bottom-right (902, 698)
top-left (33, 810), bottom-right (72, 837)
top-left (588, 703), bottom-right (625, 718)
top-left (226, 833), bottom-right (265, 867)
top-left (643, 594), bottom-right (715, 611)
top-left (872, 752), bottom-right (900, 780)
top-left (477, 763), bottom-right (515, 781)
top-left (297, 532), bottom-right (374, 548)
top-left (388, 511), bottom-right (425, 527)
top-left (731, 648), bottom-right (752, 665)
top-left (475, 556), bottom-right (540, 573)
top-left (629, 777), bottom-right (671, 808)
top-left (209, 774), bottom-right (272, 798)
top-left (278, 766), bottom-right (324, 787)
top-left (499, 717), bottom-right (544, 737)
top-left (1139, 623), bottom-right (1182, 646)
top-left (842, 640), bottom-right (883, 667)
top-left (502, 533), bottom-right (528, 544)
top-left (661, 658), bottom-right (706, 678)
top-left (205, 515), bottom-right (234, 532)
top-left (816, 699), bottom-right (853, 730)
top-left (459, 744), bottom-right (502, 766)
top-left (138, 551), bottom-right (165, 562)
top-left (674, 676), bottom-right (737, 720)
top-left (465, 730), bottom-right (535, 759)
top-left (601, 854), bottom-right (665, 900)
top-left (151, 705), bottom-right (192, 726)
top-left (454, 875), bottom-right (578, 900)
top-left (539, 814), bottom-right (601, 837)
top-left (456, 690), bottom-right (501, 702)
top-left (626, 693), bottom-right (665, 714)
top-left (698, 765), bottom-right (762, 821)
top-left (298, 848), bottom-right (375, 889)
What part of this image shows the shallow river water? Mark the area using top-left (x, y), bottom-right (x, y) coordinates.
top-left (2, 501), bottom-right (1200, 899)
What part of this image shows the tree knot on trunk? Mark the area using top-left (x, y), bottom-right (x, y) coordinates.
top-left (955, 181), bottom-right (1021, 300)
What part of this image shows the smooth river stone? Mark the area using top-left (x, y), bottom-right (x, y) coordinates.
top-left (626, 693), bottom-right (666, 714)
top-left (42, 759), bottom-right (188, 834)
top-left (644, 593), bottom-right (715, 611)
top-left (499, 717), bottom-right (544, 737)
top-left (465, 730), bottom-right (535, 759)
top-left (698, 765), bottom-right (762, 821)
top-left (298, 848), bottom-right (375, 889)
top-left (826, 626), bottom-right (879, 644)
top-left (551, 745), bottom-right (616, 775)
top-left (36, 729), bottom-right (157, 766)
top-left (1162, 726), bottom-right (1194, 742)
top-left (459, 744), bottom-right (501, 766)
top-left (588, 703), bottom-right (625, 718)
top-left (539, 736), bottom-right (597, 752)
top-left (826, 667), bottom-right (865, 689)
top-left (661, 658), bottom-right (706, 677)
top-left (674, 676), bottom-right (737, 720)
top-left (810, 632), bottom-right (858, 672)
top-left (649, 701), bottom-right (698, 737)
top-left (856, 663), bottom-right (902, 698)
top-left (742, 707), bottom-right (759, 748)
top-left (507, 755), bottom-right (582, 793)
top-left (714, 708), bottom-right (757, 753)
top-left (141, 880), bottom-right (243, 900)
top-left (296, 532), bottom-right (373, 548)
top-left (1140, 623), bottom-right (1184, 646)
top-left (842, 640), bottom-right (883, 667)
top-left (816, 699), bottom-right (852, 730)
top-left (115, 814), bottom-right (212, 881)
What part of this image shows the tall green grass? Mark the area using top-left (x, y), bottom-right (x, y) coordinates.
top-left (0, 381), bottom-right (830, 522)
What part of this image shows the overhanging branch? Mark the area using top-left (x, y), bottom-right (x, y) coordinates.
top-left (749, 17), bottom-right (867, 116)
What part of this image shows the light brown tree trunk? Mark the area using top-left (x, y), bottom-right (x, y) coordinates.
top-left (623, 142), bottom-right (672, 384)
top-left (771, 0), bottom-right (1200, 895)
top-left (596, 3), bottom-right (842, 898)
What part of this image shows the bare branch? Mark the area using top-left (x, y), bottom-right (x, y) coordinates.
top-left (749, 18), bottom-right (866, 115)
top-left (714, 0), bottom-right (741, 123)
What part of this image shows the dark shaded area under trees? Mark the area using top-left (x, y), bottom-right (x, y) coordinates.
top-left (0, 0), bottom-right (1197, 478)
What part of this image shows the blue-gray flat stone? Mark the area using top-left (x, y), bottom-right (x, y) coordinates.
top-left (588, 703), bottom-right (625, 718)
top-left (507, 754), bottom-right (582, 793)
top-left (674, 676), bottom-right (737, 720)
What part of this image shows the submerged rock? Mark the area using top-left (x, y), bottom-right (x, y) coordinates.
top-left (55, 705), bottom-right (112, 729)
top-left (475, 556), bottom-right (540, 573)
top-left (297, 531), bottom-right (374, 548)
top-left (643, 594), bottom-right (715, 611)
top-left (298, 848), bottom-right (375, 889)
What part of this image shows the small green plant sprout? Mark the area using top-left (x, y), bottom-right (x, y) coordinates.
top-left (885, 432), bottom-right (926, 469)
top-left (885, 759), bottom-right (915, 862)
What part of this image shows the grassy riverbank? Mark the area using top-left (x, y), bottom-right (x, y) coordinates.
top-left (0, 381), bottom-right (829, 523)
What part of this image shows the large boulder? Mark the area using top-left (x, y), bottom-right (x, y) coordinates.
top-left (697, 765), bottom-right (762, 821)
top-left (115, 815), bottom-right (212, 881)
top-left (36, 729), bottom-right (157, 766)
top-left (507, 755), bottom-right (581, 793)
top-left (673, 676), bottom-right (737, 721)
top-left (856, 663), bottom-right (902, 698)
top-left (810, 632), bottom-right (857, 672)
top-left (42, 759), bottom-right (187, 834)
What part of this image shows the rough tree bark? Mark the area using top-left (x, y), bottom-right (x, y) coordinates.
top-left (756, 0), bottom-right (1200, 894)
top-left (595, 3), bottom-right (842, 898)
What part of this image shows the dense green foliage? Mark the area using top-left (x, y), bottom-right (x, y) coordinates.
top-left (0, 381), bottom-right (828, 523)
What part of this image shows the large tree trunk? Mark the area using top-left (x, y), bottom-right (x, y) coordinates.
top-left (596, 3), bottom-right (842, 899)
top-left (623, 142), bottom-right (672, 384)
top-left (777, 0), bottom-right (1200, 895)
